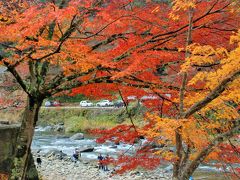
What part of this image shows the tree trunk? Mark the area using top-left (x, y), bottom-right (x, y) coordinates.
top-left (11, 96), bottom-right (43, 180)
top-left (172, 170), bottom-right (191, 180)
top-left (172, 6), bottom-right (194, 180)
top-left (25, 151), bottom-right (39, 180)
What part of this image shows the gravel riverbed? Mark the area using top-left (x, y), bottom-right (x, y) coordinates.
top-left (35, 155), bottom-right (171, 180)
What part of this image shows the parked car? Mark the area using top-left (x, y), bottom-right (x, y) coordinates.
top-left (96, 100), bottom-right (114, 107)
top-left (52, 101), bottom-right (61, 106)
top-left (45, 101), bottom-right (52, 107)
top-left (80, 100), bottom-right (93, 107)
top-left (44, 100), bottom-right (61, 107)
top-left (114, 100), bottom-right (124, 108)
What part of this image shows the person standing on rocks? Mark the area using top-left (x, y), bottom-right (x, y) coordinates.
top-left (72, 148), bottom-right (79, 163)
top-left (36, 154), bottom-right (42, 168)
top-left (58, 150), bottom-right (64, 160)
top-left (97, 154), bottom-right (104, 170)
top-left (103, 154), bottom-right (110, 171)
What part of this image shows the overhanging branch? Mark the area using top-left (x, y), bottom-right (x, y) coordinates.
top-left (2, 60), bottom-right (30, 96)
top-left (184, 119), bottom-right (240, 176)
top-left (183, 70), bottom-right (240, 118)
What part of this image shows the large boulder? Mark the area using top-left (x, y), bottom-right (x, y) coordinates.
top-left (44, 149), bottom-right (67, 160)
top-left (70, 133), bottom-right (84, 140)
top-left (43, 149), bottom-right (59, 157)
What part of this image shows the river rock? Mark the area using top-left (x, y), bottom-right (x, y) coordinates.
top-left (43, 126), bottom-right (54, 132)
top-left (0, 120), bottom-right (9, 125)
top-left (34, 154), bottom-right (171, 180)
top-left (78, 146), bottom-right (94, 153)
top-left (56, 135), bottom-right (69, 139)
top-left (114, 141), bottom-right (120, 145)
top-left (130, 171), bottom-right (140, 176)
top-left (53, 124), bottom-right (65, 132)
top-left (164, 164), bottom-right (173, 172)
top-left (70, 133), bottom-right (84, 140)
top-left (44, 149), bottom-right (58, 157)
top-left (44, 149), bottom-right (67, 159)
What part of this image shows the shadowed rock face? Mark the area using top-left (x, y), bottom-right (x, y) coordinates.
top-left (0, 123), bottom-right (38, 179)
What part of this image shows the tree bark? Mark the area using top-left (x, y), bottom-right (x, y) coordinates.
top-left (25, 151), bottom-right (39, 180)
top-left (11, 96), bottom-right (43, 180)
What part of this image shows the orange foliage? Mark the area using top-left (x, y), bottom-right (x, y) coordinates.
top-left (0, 0), bottom-right (240, 178)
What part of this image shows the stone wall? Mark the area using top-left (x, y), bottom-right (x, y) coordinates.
top-left (0, 124), bottom-right (20, 175)
top-left (0, 123), bottom-right (38, 179)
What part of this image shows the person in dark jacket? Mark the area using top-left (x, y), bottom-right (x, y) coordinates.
top-left (97, 154), bottom-right (104, 170)
top-left (36, 154), bottom-right (42, 168)
top-left (103, 154), bottom-right (110, 171)
top-left (72, 148), bottom-right (79, 163)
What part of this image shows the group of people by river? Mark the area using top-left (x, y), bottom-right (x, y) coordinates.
top-left (97, 154), bottom-right (110, 171)
top-left (36, 149), bottom-right (111, 172)
top-left (72, 149), bottom-right (110, 171)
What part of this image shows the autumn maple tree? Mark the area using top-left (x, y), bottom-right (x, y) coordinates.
top-left (0, 0), bottom-right (239, 180)
top-left (88, 0), bottom-right (240, 180)
top-left (0, 0), bottom-right (171, 179)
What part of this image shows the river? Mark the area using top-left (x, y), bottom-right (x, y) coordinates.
top-left (32, 127), bottom-right (135, 161)
top-left (32, 127), bottom-right (238, 179)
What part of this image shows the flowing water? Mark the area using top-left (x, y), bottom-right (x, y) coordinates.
top-left (32, 127), bottom-right (135, 160)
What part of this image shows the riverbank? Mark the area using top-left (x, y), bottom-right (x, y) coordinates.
top-left (0, 105), bottom-right (145, 133)
top-left (34, 154), bottom-right (171, 180)
top-left (38, 106), bottom-right (145, 133)
top-left (34, 153), bottom-right (230, 180)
